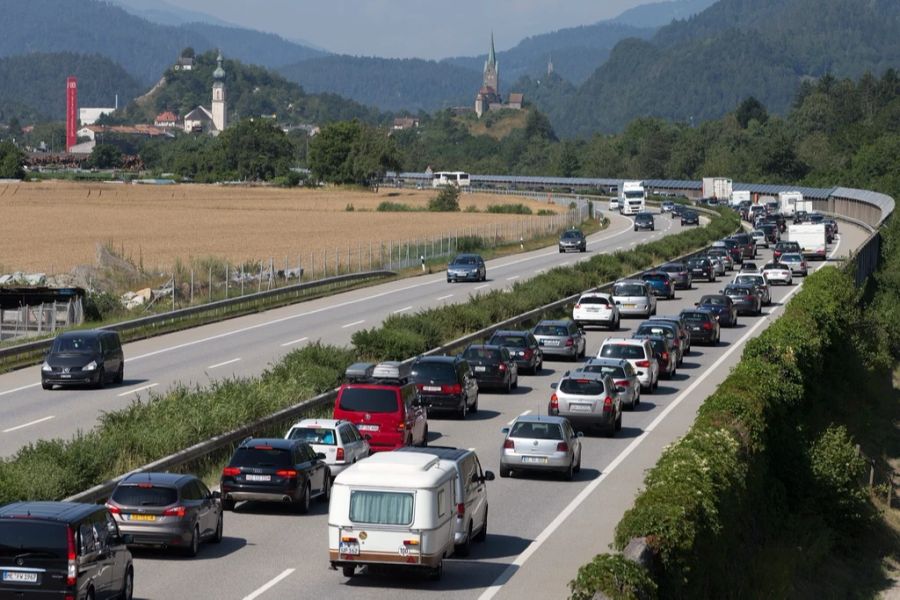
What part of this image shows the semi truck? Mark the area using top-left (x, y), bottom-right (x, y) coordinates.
top-left (702, 177), bottom-right (733, 202)
top-left (619, 181), bottom-right (646, 215)
top-left (786, 223), bottom-right (827, 260)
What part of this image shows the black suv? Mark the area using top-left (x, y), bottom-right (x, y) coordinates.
top-left (410, 356), bottom-right (479, 419)
top-left (487, 329), bottom-right (543, 374)
top-left (633, 212), bottom-right (655, 231)
top-left (680, 210), bottom-right (700, 226)
top-left (42, 329), bottom-right (125, 389)
top-left (686, 256), bottom-right (716, 282)
top-left (220, 438), bottom-right (331, 513)
top-left (558, 229), bottom-right (587, 253)
top-left (0, 501), bottom-right (134, 600)
top-left (462, 344), bottom-right (519, 392)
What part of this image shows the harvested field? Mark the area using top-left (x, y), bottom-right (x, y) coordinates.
top-left (0, 181), bottom-right (568, 273)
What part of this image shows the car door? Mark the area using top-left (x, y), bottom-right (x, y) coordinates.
top-left (102, 511), bottom-right (129, 596)
top-left (461, 361), bottom-right (478, 406)
top-left (78, 515), bottom-right (112, 599)
top-left (348, 423), bottom-right (370, 461)
top-left (568, 323), bottom-right (585, 355)
top-left (302, 444), bottom-right (327, 495)
top-left (501, 348), bottom-right (517, 381)
top-left (192, 480), bottom-right (216, 538)
top-left (528, 334), bottom-right (542, 364)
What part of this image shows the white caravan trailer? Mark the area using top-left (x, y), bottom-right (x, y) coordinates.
top-left (329, 452), bottom-right (456, 579)
top-left (432, 171), bottom-right (471, 188)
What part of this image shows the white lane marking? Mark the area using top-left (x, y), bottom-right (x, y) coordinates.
top-left (506, 276), bottom-right (520, 281)
top-left (437, 294), bottom-right (454, 301)
top-left (0, 382), bottom-right (41, 398)
top-left (341, 320), bottom-right (365, 329)
top-left (208, 358), bottom-right (241, 370)
top-left (117, 383), bottom-right (158, 397)
top-left (3, 415), bottom-right (55, 434)
top-left (393, 306), bottom-right (413, 314)
top-left (280, 337), bottom-right (308, 347)
top-left (242, 569), bottom-right (295, 600)
top-left (477, 240), bottom-right (844, 600)
top-left (474, 284), bottom-right (490, 290)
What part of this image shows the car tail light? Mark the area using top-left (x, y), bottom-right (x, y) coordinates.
top-left (565, 338), bottom-right (574, 347)
top-left (456, 503), bottom-right (466, 518)
top-left (222, 466), bottom-right (241, 477)
top-left (523, 349), bottom-right (533, 360)
top-left (105, 503), bottom-right (121, 514)
top-left (574, 304), bottom-right (581, 309)
top-left (275, 469), bottom-right (298, 479)
top-left (662, 352), bottom-right (669, 362)
top-left (556, 442), bottom-right (569, 452)
top-left (163, 505), bottom-right (186, 518)
top-left (503, 439), bottom-right (515, 450)
top-left (416, 384), bottom-right (425, 391)
top-left (403, 539), bottom-right (420, 547)
top-left (336, 447), bottom-right (345, 461)
top-left (635, 360), bottom-right (650, 368)
top-left (745, 295), bottom-right (754, 301)
top-left (602, 397), bottom-right (613, 413)
top-left (550, 393), bottom-right (558, 410)
top-left (615, 379), bottom-right (630, 387)
top-left (397, 422), bottom-right (406, 432)
top-left (441, 384), bottom-right (462, 394)
top-left (498, 363), bottom-right (507, 371)
top-left (702, 322), bottom-right (713, 330)
top-left (66, 526), bottom-right (77, 586)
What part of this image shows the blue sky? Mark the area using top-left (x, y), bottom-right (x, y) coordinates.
top-left (163, 0), bottom-right (653, 58)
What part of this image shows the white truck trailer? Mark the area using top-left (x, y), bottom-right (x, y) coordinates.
top-left (778, 191), bottom-right (806, 217)
top-left (786, 223), bottom-right (827, 260)
top-left (730, 190), bottom-right (751, 208)
top-left (702, 177), bottom-right (733, 202)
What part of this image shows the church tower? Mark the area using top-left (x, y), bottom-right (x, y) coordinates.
top-left (211, 51), bottom-right (227, 134)
top-left (483, 33), bottom-right (499, 95)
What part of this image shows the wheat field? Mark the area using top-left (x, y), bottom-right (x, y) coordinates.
top-left (0, 181), bottom-right (567, 273)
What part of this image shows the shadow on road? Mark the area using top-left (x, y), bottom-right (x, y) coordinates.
top-left (130, 534), bottom-right (247, 562)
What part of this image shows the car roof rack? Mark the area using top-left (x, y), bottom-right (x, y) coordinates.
top-left (345, 361), bottom-right (410, 385)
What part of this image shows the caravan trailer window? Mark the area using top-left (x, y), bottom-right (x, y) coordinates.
top-left (350, 490), bottom-right (414, 525)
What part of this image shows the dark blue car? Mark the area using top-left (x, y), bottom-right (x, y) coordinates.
top-left (640, 271), bottom-right (675, 300)
top-left (695, 294), bottom-right (737, 327)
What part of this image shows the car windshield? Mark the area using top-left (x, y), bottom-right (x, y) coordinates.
top-left (534, 325), bottom-right (569, 336)
top-left (559, 378), bottom-right (605, 395)
top-left (452, 256), bottom-right (478, 266)
top-left (51, 335), bottom-right (99, 353)
top-left (578, 296), bottom-right (609, 305)
top-left (230, 447), bottom-right (294, 468)
top-left (463, 347), bottom-right (501, 362)
top-left (614, 284), bottom-right (645, 296)
top-left (700, 296), bottom-right (727, 306)
top-left (490, 335), bottom-right (526, 348)
top-left (0, 522), bottom-right (66, 558)
top-left (509, 421), bottom-right (563, 440)
top-left (600, 344), bottom-right (645, 359)
top-left (411, 362), bottom-right (457, 383)
top-left (287, 427), bottom-right (337, 445)
top-left (111, 485), bottom-right (179, 507)
top-left (338, 388), bottom-right (399, 413)
top-left (562, 231), bottom-right (582, 239)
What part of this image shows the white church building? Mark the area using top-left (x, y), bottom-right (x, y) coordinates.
top-left (184, 52), bottom-right (228, 135)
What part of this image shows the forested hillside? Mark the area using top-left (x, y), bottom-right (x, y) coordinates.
top-left (0, 53), bottom-right (142, 122)
top-left (611, 0), bottom-right (716, 28)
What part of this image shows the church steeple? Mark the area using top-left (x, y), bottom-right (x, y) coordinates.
top-left (488, 32), bottom-right (497, 68)
top-left (211, 50), bottom-right (227, 134)
top-left (482, 33), bottom-right (499, 95)
top-left (213, 51), bottom-right (225, 80)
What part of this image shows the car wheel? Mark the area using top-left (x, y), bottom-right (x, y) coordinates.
top-left (212, 513), bottom-right (223, 543)
top-left (447, 278), bottom-right (452, 283)
top-left (296, 483), bottom-right (311, 514)
top-left (574, 452), bottom-right (582, 473)
top-left (421, 426), bottom-right (429, 446)
top-left (474, 507), bottom-right (488, 542)
top-left (318, 473), bottom-right (332, 503)
top-left (499, 467), bottom-right (512, 478)
top-left (458, 400), bottom-right (468, 419)
top-left (95, 368), bottom-right (105, 389)
top-left (429, 559), bottom-right (444, 581)
top-left (42, 382), bottom-right (52, 390)
top-left (504, 377), bottom-right (512, 393)
top-left (114, 364), bottom-right (124, 384)
top-left (643, 383), bottom-right (653, 395)
top-left (342, 566), bottom-right (356, 578)
top-left (563, 461), bottom-right (575, 481)
top-left (512, 375), bottom-right (518, 390)
top-left (184, 525), bottom-right (200, 557)
top-left (471, 393), bottom-right (479, 414)
top-left (223, 497), bottom-right (235, 512)
top-left (615, 412), bottom-right (622, 432)
top-left (119, 567), bottom-right (134, 600)
top-left (456, 522), bottom-right (473, 557)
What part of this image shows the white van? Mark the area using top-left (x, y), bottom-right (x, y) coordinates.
top-left (329, 452), bottom-right (456, 580)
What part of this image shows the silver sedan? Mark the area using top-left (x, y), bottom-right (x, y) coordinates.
top-left (499, 415), bottom-right (582, 480)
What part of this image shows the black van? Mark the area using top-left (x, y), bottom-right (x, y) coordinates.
top-left (0, 501), bottom-right (134, 599)
top-left (42, 330), bottom-right (125, 390)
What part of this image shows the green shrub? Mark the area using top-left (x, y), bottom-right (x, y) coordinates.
top-left (486, 203), bottom-right (532, 215)
top-left (808, 425), bottom-right (869, 528)
top-left (345, 203), bottom-right (355, 211)
top-left (376, 201), bottom-right (416, 212)
top-left (569, 554), bottom-right (657, 600)
top-left (456, 235), bottom-right (485, 252)
top-left (84, 291), bottom-right (124, 321)
top-left (428, 185), bottom-right (461, 211)
top-left (537, 209), bottom-right (555, 216)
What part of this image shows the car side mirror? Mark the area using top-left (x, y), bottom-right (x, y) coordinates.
top-left (694, 302), bottom-right (699, 306)
top-left (501, 427), bottom-right (510, 435)
top-left (482, 471), bottom-right (496, 482)
top-left (117, 534), bottom-right (134, 545)
top-left (211, 490), bottom-right (221, 500)
top-left (550, 382), bottom-right (558, 390)
top-left (316, 452), bottom-right (327, 460)
top-left (616, 386), bottom-right (627, 394)
top-left (576, 432), bottom-right (585, 438)
top-left (364, 434), bottom-right (372, 441)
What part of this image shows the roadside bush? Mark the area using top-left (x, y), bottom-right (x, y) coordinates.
top-left (428, 185), bottom-right (461, 211)
top-left (456, 235), bottom-right (485, 252)
top-left (84, 291), bottom-right (124, 321)
top-left (808, 425), bottom-right (869, 529)
top-left (537, 209), bottom-right (555, 216)
top-left (569, 553), bottom-right (657, 600)
top-left (486, 203), bottom-right (532, 215)
top-left (376, 201), bottom-right (416, 212)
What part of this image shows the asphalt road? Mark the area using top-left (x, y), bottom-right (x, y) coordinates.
top-left (0, 210), bottom-right (678, 456)
top-left (123, 222), bottom-right (869, 600)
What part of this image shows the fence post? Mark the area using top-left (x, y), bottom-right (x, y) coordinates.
top-left (241, 265), bottom-right (245, 296)
top-left (209, 266), bottom-right (213, 302)
top-left (172, 273), bottom-right (176, 312)
top-left (37, 303), bottom-right (43, 335)
top-left (190, 269), bottom-right (194, 305)
top-left (225, 264), bottom-right (229, 299)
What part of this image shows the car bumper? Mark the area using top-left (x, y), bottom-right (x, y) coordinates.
top-left (420, 393), bottom-right (465, 412)
top-left (767, 275), bottom-right (792, 284)
top-left (117, 522), bottom-right (193, 547)
top-left (222, 482), bottom-right (301, 504)
top-left (671, 277), bottom-right (691, 289)
top-left (472, 373), bottom-right (507, 387)
top-left (551, 410), bottom-right (616, 430)
top-left (573, 313), bottom-right (616, 326)
top-left (501, 451), bottom-right (571, 471)
top-left (634, 224), bottom-right (654, 230)
top-left (688, 330), bottom-right (717, 343)
top-left (42, 371), bottom-right (100, 386)
top-left (447, 271), bottom-right (480, 281)
top-left (559, 244), bottom-right (585, 252)
top-left (538, 345), bottom-right (578, 357)
top-left (617, 304), bottom-right (651, 316)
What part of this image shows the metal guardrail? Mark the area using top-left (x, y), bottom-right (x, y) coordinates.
top-left (0, 270), bottom-right (395, 366)
top-left (62, 206), bottom-right (727, 504)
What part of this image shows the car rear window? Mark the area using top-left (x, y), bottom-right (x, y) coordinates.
top-left (647, 339), bottom-right (667, 354)
top-left (534, 325), bottom-right (569, 336)
top-left (660, 265), bottom-right (682, 272)
top-left (0, 521), bottom-right (67, 558)
top-left (111, 485), bottom-right (179, 507)
top-left (509, 422), bottom-right (562, 440)
top-left (338, 388), bottom-right (399, 413)
top-left (614, 284), bottom-right (645, 296)
top-left (489, 335), bottom-right (526, 348)
top-left (581, 365), bottom-right (626, 378)
top-left (701, 296), bottom-right (727, 306)
top-left (687, 259), bottom-right (708, 267)
top-left (463, 348), bottom-right (500, 361)
top-left (734, 276), bottom-right (762, 286)
top-left (763, 263), bottom-right (781, 270)
top-left (559, 378), bottom-right (605, 395)
top-left (642, 273), bottom-right (666, 281)
top-left (411, 362), bottom-right (458, 383)
top-left (230, 447), bottom-right (294, 468)
top-left (349, 491), bottom-right (413, 526)
top-left (287, 427), bottom-right (337, 445)
top-left (600, 344), bottom-right (645, 360)
top-left (578, 296), bottom-right (609, 305)
top-left (636, 325), bottom-right (673, 338)
top-left (681, 312), bottom-right (709, 322)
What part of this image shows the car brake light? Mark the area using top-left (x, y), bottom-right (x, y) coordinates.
top-left (615, 380), bottom-right (630, 387)
top-left (746, 295), bottom-right (754, 301)
top-left (253, 445), bottom-right (273, 450)
top-left (550, 393), bottom-right (559, 410)
top-left (163, 505), bottom-right (186, 518)
top-left (556, 442), bottom-right (569, 452)
top-left (565, 338), bottom-right (574, 347)
top-left (275, 469), bottom-right (298, 479)
top-left (397, 423), bottom-right (406, 432)
top-left (662, 352), bottom-right (669, 362)
top-left (137, 483), bottom-right (154, 488)
top-left (603, 397), bottom-right (613, 412)
top-left (66, 526), bottom-right (77, 585)
top-left (457, 503), bottom-right (465, 517)
top-left (635, 360), bottom-right (650, 368)
top-left (504, 439), bottom-right (515, 450)
top-left (416, 384), bottom-right (425, 391)
top-left (523, 349), bottom-right (533, 360)
top-left (222, 466), bottom-right (241, 477)
top-left (105, 503), bottom-right (121, 514)
top-left (499, 363), bottom-right (507, 371)
top-left (441, 384), bottom-right (462, 394)
top-left (702, 322), bottom-right (713, 330)
top-left (336, 447), bottom-right (345, 461)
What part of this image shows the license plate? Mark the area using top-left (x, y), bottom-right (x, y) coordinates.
top-left (339, 543), bottom-right (360, 555)
top-left (128, 514), bottom-right (156, 522)
top-left (422, 385), bottom-right (441, 392)
top-left (358, 424), bottom-right (379, 432)
top-left (474, 366), bottom-right (486, 372)
top-left (2, 571), bottom-right (38, 583)
top-left (586, 307), bottom-right (599, 312)
top-left (692, 326), bottom-right (702, 331)
top-left (522, 456), bottom-right (548, 464)
top-left (570, 404), bottom-right (591, 412)
top-left (544, 340), bottom-right (560, 346)
top-left (245, 474), bottom-right (271, 482)
top-left (61, 374), bottom-right (72, 378)
top-left (625, 304), bottom-right (636, 309)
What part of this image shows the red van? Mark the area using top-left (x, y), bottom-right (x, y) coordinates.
top-left (333, 363), bottom-right (428, 452)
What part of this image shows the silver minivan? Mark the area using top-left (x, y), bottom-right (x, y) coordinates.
top-left (611, 280), bottom-right (657, 318)
top-left (395, 446), bottom-right (494, 556)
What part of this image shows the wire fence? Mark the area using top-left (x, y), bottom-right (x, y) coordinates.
top-left (0, 298), bottom-right (84, 342)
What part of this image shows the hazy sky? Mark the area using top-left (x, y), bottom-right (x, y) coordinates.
top-left (167, 0), bottom-right (653, 58)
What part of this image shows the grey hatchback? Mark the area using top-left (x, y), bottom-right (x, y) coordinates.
top-left (107, 472), bottom-right (223, 557)
top-left (447, 254), bottom-right (486, 282)
top-left (532, 319), bottom-right (586, 361)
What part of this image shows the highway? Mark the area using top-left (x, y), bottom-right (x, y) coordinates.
top-left (118, 221), bottom-right (869, 599)
top-left (0, 210), bottom-right (673, 456)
